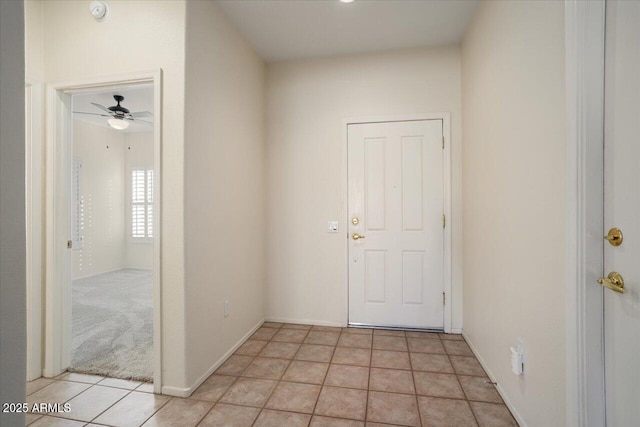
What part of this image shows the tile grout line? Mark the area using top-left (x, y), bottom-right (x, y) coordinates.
top-left (39, 384), bottom-right (134, 425)
top-left (128, 392), bottom-right (171, 427)
top-left (308, 335), bottom-right (334, 424)
top-left (28, 380), bottom-right (93, 419)
top-left (187, 398), bottom-right (217, 427)
top-left (247, 323), bottom-right (307, 427)
top-left (363, 330), bottom-right (373, 424)
top-left (307, 330), bottom-right (337, 423)
top-left (408, 332), bottom-right (423, 427)
top-left (86, 386), bottom-right (135, 426)
top-left (249, 328), bottom-right (276, 427)
top-left (446, 344), bottom-right (482, 426)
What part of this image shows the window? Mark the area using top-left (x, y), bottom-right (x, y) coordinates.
top-left (131, 169), bottom-right (153, 239)
top-left (72, 158), bottom-right (83, 249)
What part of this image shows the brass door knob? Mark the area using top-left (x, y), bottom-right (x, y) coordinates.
top-left (604, 228), bottom-right (623, 246)
top-left (352, 233), bottom-right (365, 240)
top-left (598, 272), bottom-right (625, 294)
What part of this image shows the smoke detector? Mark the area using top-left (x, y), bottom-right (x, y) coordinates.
top-left (89, 1), bottom-right (110, 23)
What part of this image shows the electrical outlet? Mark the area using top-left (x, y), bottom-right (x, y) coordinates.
top-left (224, 299), bottom-right (230, 317)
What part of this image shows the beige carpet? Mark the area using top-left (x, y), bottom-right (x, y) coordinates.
top-left (70, 268), bottom-right (153, 381)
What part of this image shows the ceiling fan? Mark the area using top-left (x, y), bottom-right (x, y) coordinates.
top-left (73, 95), bottom-right (153, 130)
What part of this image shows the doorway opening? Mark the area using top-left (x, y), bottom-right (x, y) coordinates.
top-left (69, 85), bottom-right (154, 382)
top-left (41, 72), bottom-right (162, 393)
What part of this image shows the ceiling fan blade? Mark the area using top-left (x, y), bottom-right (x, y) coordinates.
top-left (131, 111), bottom-right (153, 118)
top-left (91, 102), bottom-right (112, 114)
top-left (134, 119), bottom-right (153, 125)
top-left (123, 117), bottom-right (153, 124)
top-left (73, 111), bottom-right (111, 117)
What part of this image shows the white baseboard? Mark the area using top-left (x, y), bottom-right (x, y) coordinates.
top-left (161, 318), bottom-right (265, 398)
top-left (265, 317), bottom-right (344, 328)
top-left (462, 331), bottom-right (527, 427)
top-left (449, 328), bottom-right (462, 334)
top-left (160, 385), bottom-right (190, 398)
top-left (43, 368), bottom-right (62, 378)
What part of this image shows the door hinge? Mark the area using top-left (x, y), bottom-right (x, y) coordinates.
top-left (67, 240), bottom-right (73, 249)
top-left (443, 292), bottom-right (446, 305)
top-left (442, 214), bottom-right (446, 228)
top-left (442, 136), bottom-right (445, 149)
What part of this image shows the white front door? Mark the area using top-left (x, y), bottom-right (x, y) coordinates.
top-left (603, 1), bottom-right (640, 425)
top-left (348, 120), bottom-right (444, 329)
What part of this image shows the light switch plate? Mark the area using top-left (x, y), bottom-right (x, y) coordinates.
top-left (328, 221), bottom-right (339, 233)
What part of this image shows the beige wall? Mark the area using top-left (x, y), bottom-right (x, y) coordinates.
top-left (72, 120), bottom-right (126, 279)
top-left (461, 1), bottom-right (566, 425)
top-left (265, 46), bottom-right (463, 328)
top-left (184, 1), bottom-right (266, 388)
top-left (71, 121), bottom-right (154, 278)
top-left (25, 0), bottom-right (43, 82)
top-left (26, 0), bottom-right (187, 389)
top-left (125, 131), bottom-right (154, 270)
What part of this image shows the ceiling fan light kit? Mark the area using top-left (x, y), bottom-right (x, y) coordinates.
top-left (90, 1), bottom-right (110, 23)
top-left (107, 118), bottom-right (129, 130)
top-left (74, 94), bottom-right (153, 131)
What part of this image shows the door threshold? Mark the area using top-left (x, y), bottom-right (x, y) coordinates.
top-left (348, 323), bottom-right (444, 333)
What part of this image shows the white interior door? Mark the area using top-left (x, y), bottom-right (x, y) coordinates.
top-left (348, 120), bottom-right (444, 329)
top-left (603, 1), bottom-right (640, 425)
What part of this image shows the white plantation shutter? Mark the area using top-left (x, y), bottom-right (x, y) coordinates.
top-left (147, 170), bottom-right (153, 238)
top-left (132, 169), bottom-right (154, 239)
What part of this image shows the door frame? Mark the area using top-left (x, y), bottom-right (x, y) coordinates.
top-left (44, 70), bottom-right (163, 393)
top-left (565, 1), bottom-right (606, 425)
top-left (25, 78), bottom-right (43, 381)
top-left (342, 113), bottom-right (452, 332)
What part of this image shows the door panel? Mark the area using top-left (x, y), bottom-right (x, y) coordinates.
top-left (603, 1), bottom-right (640, 425)
top-left (365, 138), bottom-right (386, 230)
top-left (348, 120), bottom-right (444, 329)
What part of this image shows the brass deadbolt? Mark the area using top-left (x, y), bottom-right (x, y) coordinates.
top-left (604, 228), bottom-right (623, 246)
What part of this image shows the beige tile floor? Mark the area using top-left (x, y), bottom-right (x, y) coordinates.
top-left (26, 323), bottom-right (518, 426)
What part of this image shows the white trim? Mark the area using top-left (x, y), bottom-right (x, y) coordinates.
top-left (25, 79), bottom-right (44, 381)
top-left (44, 70), bottom-right (163, 394)
top-left (44, 84), bottom-right (73, 377)
top-left (341, 113), bottom-right (453, 332)
top-left (463, 332), bottom-right (528, 427)
top-left (565, 1), bottom-right (606, 426)
top-left (162, 318), bottom-right (264, 398)
top-left (441, 115), bottom-right (452, 333)
top-left (265, 318), bottom-right (345, 328)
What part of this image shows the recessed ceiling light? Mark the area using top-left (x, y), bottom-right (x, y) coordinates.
top-left (108, 118), bottom-right (129, 130)
top-left (340, 0), bottom-right (355, 3)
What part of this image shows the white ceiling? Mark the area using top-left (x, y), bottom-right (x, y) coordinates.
top-left (215, 0), bottom-right (478, 62)
top-left (72, 85), bottom-right (154, 133)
